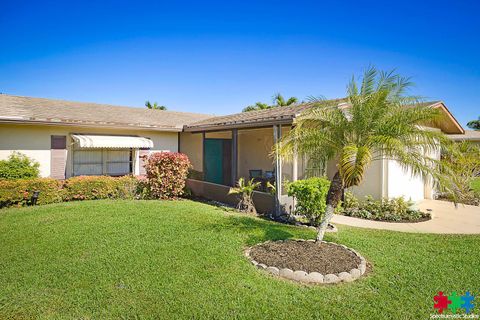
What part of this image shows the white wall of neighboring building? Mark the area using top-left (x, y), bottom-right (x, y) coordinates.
top-left (0, 123), bottom-right (179, 178)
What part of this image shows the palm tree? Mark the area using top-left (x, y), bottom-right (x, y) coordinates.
top-left (228, 178), bottom-right (261, 214)
top-left (272, 93), bottom-right (297, 107)
top-left (467, 117), bottom-right (480, 130)
top-left (145, 100), bottom-right (167, 110)
top-left (276, 67), bottom-right (454, 241)
top-left (242, 94), bottom-right (298, 112)
top-left (242, 102), bottom-right (270, 112)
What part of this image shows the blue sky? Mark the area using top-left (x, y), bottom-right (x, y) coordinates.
top-left (1, 0), bottom-right (479, 126)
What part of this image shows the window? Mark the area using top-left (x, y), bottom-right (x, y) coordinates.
top-left (51, 135), bottom-right (66, 149)
top-left (73, 149), bottom-right (133, 176)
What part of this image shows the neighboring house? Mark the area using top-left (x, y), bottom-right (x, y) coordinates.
top-left (448, 130), bottom-right (480, 146)
top-left (0, 94), bottom-right (467, 213)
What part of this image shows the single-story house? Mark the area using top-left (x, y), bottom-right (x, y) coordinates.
top-left (0, 94), bottom-right (467, 214)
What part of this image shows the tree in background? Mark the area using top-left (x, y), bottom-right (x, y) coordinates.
top-left (145, 101), bottom-right (167, 110)
top-left (467, 117), bottom-right (480, 130)
top-left (276, 67), bottom-right (455, 241)
top-left (242, 102), bottom-right (270, 112)
top-left (272, 93), bottom-right (298, 107)
top-left (242, 93), bottom-right (298, 112)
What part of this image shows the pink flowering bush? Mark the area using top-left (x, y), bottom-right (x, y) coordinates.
top-left (143, 152), bottom-right (191, 199)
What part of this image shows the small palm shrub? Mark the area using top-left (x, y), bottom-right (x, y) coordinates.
top-left (228, 178), bottom-right (260, 214)
top-left (439, 141), bottom-right (480, 206)
top-left (143, 152), bottom-right (191, 199)
top-left (340, 192), bottom-right (430, 222)
top-left (0, 152), bottom-right (40, 180)
top-left (286, 177), bottom-right (331, 226)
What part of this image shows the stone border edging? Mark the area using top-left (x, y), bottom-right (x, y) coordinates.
top-left (245, 239), bottom-right (366, 284)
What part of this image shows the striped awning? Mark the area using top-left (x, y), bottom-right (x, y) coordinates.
top-left (71, 134), bottom-right (153, 149)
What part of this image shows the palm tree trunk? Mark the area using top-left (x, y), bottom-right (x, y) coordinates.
top-left (316, 171), bottom-right (344, 242)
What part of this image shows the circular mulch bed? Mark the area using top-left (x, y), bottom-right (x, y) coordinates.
top-left (245, 240), bottom-right (367, 284)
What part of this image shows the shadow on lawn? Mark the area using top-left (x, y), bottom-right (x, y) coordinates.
top-left (205, 214), bottom-right (315, 245)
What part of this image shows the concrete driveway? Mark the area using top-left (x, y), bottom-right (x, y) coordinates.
top-left (331, 199), bottom-right (480, 234)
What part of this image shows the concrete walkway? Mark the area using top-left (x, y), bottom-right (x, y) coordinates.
top-left (331, 199), bottom-right (480, 234)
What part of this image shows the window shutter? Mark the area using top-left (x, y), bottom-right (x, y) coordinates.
top-left (50, 136), bottom-right (67, 179)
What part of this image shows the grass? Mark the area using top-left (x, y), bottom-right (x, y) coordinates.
top-left (471, 177), bottom-right (480, 193)
top-left (0, 200), bottom-right (479, 319)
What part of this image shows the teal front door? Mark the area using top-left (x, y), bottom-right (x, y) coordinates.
top-left (204, 139), bottom-right (224, 184)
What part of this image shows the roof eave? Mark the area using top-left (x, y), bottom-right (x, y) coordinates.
top-left (184, 118), bottom-right (294, 132)
top-left (0, 118), bottom-right (183, 132)
top-left (429, 101), bottom-right (465, 134)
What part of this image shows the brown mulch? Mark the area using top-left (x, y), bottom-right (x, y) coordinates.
top-left (250, 241), bottom-right (361, 274)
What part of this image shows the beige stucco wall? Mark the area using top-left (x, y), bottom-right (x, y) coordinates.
top-left (205, 131), bottom-right (232, 139)
top-left (327, 158), bottom-right (385, 200)
top-left (0, 123), bottom-right (178, 178)
top-left (179, 132), bottom-right (203, 172)
top-left (237, 127), bottom-right (275, 180)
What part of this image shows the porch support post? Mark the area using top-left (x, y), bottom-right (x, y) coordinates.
top-left (202, 132), bottom-right (206, 178)
top-left (231, 129), bottom-right (238, 186)
top-left (292, 145), bottom-right (298, 182)
top-left (273, 124), bottom-right (282, 217)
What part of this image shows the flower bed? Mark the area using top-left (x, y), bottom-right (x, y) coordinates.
top-left (339, 192), bottom-right (431, 222)
top-left (245, 239), bottom-right (367, 284)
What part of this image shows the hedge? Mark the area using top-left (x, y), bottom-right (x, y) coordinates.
top-left (0, 151), bottom-right (193, 209)
top-left (0, 176), bottom-right (139, 209)
top-left (62, 176), bottom-right (138, 201)
top-left (0, 178), bottom-right (62, 208)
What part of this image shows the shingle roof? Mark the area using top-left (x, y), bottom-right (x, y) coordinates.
top-left (0, 94), bottom-right (212, 131)
top-left (184, 99), bottom-right (454, 132)
top-left (448, 130), bottom-right (480, 141)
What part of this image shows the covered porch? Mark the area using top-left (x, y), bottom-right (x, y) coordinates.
top-left (180, 123), bottom-right (311, 215)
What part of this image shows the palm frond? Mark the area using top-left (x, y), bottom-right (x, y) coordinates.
top-left (272, 93), bottom-right (285, 106)
top-left (338, 144), bottom-right (372, 187)
top-left (286, 97), bottom-right (298, 105)
top-left (360, 66), bottom-right (377, 96)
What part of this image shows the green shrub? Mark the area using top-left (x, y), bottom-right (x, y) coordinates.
top-left (0, 152), bottom-right (40, 180)
top-left (0, 175), bottom-right (141, 209)
top-left (0, 178), bottom-right (62, 208)
top-left (340, 192), bottom-right (430, 222)
top-left (62, 175), bottom-right (139, 201)
top-left (144, 152), bottom-right (191, 199)
top-left (286, 177), bottom-right (331, 226)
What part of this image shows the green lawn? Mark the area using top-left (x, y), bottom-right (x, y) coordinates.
top-left (0, 200), bottom-right (479, 319)
top-left (472, 177), bottom-right (480, 193)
